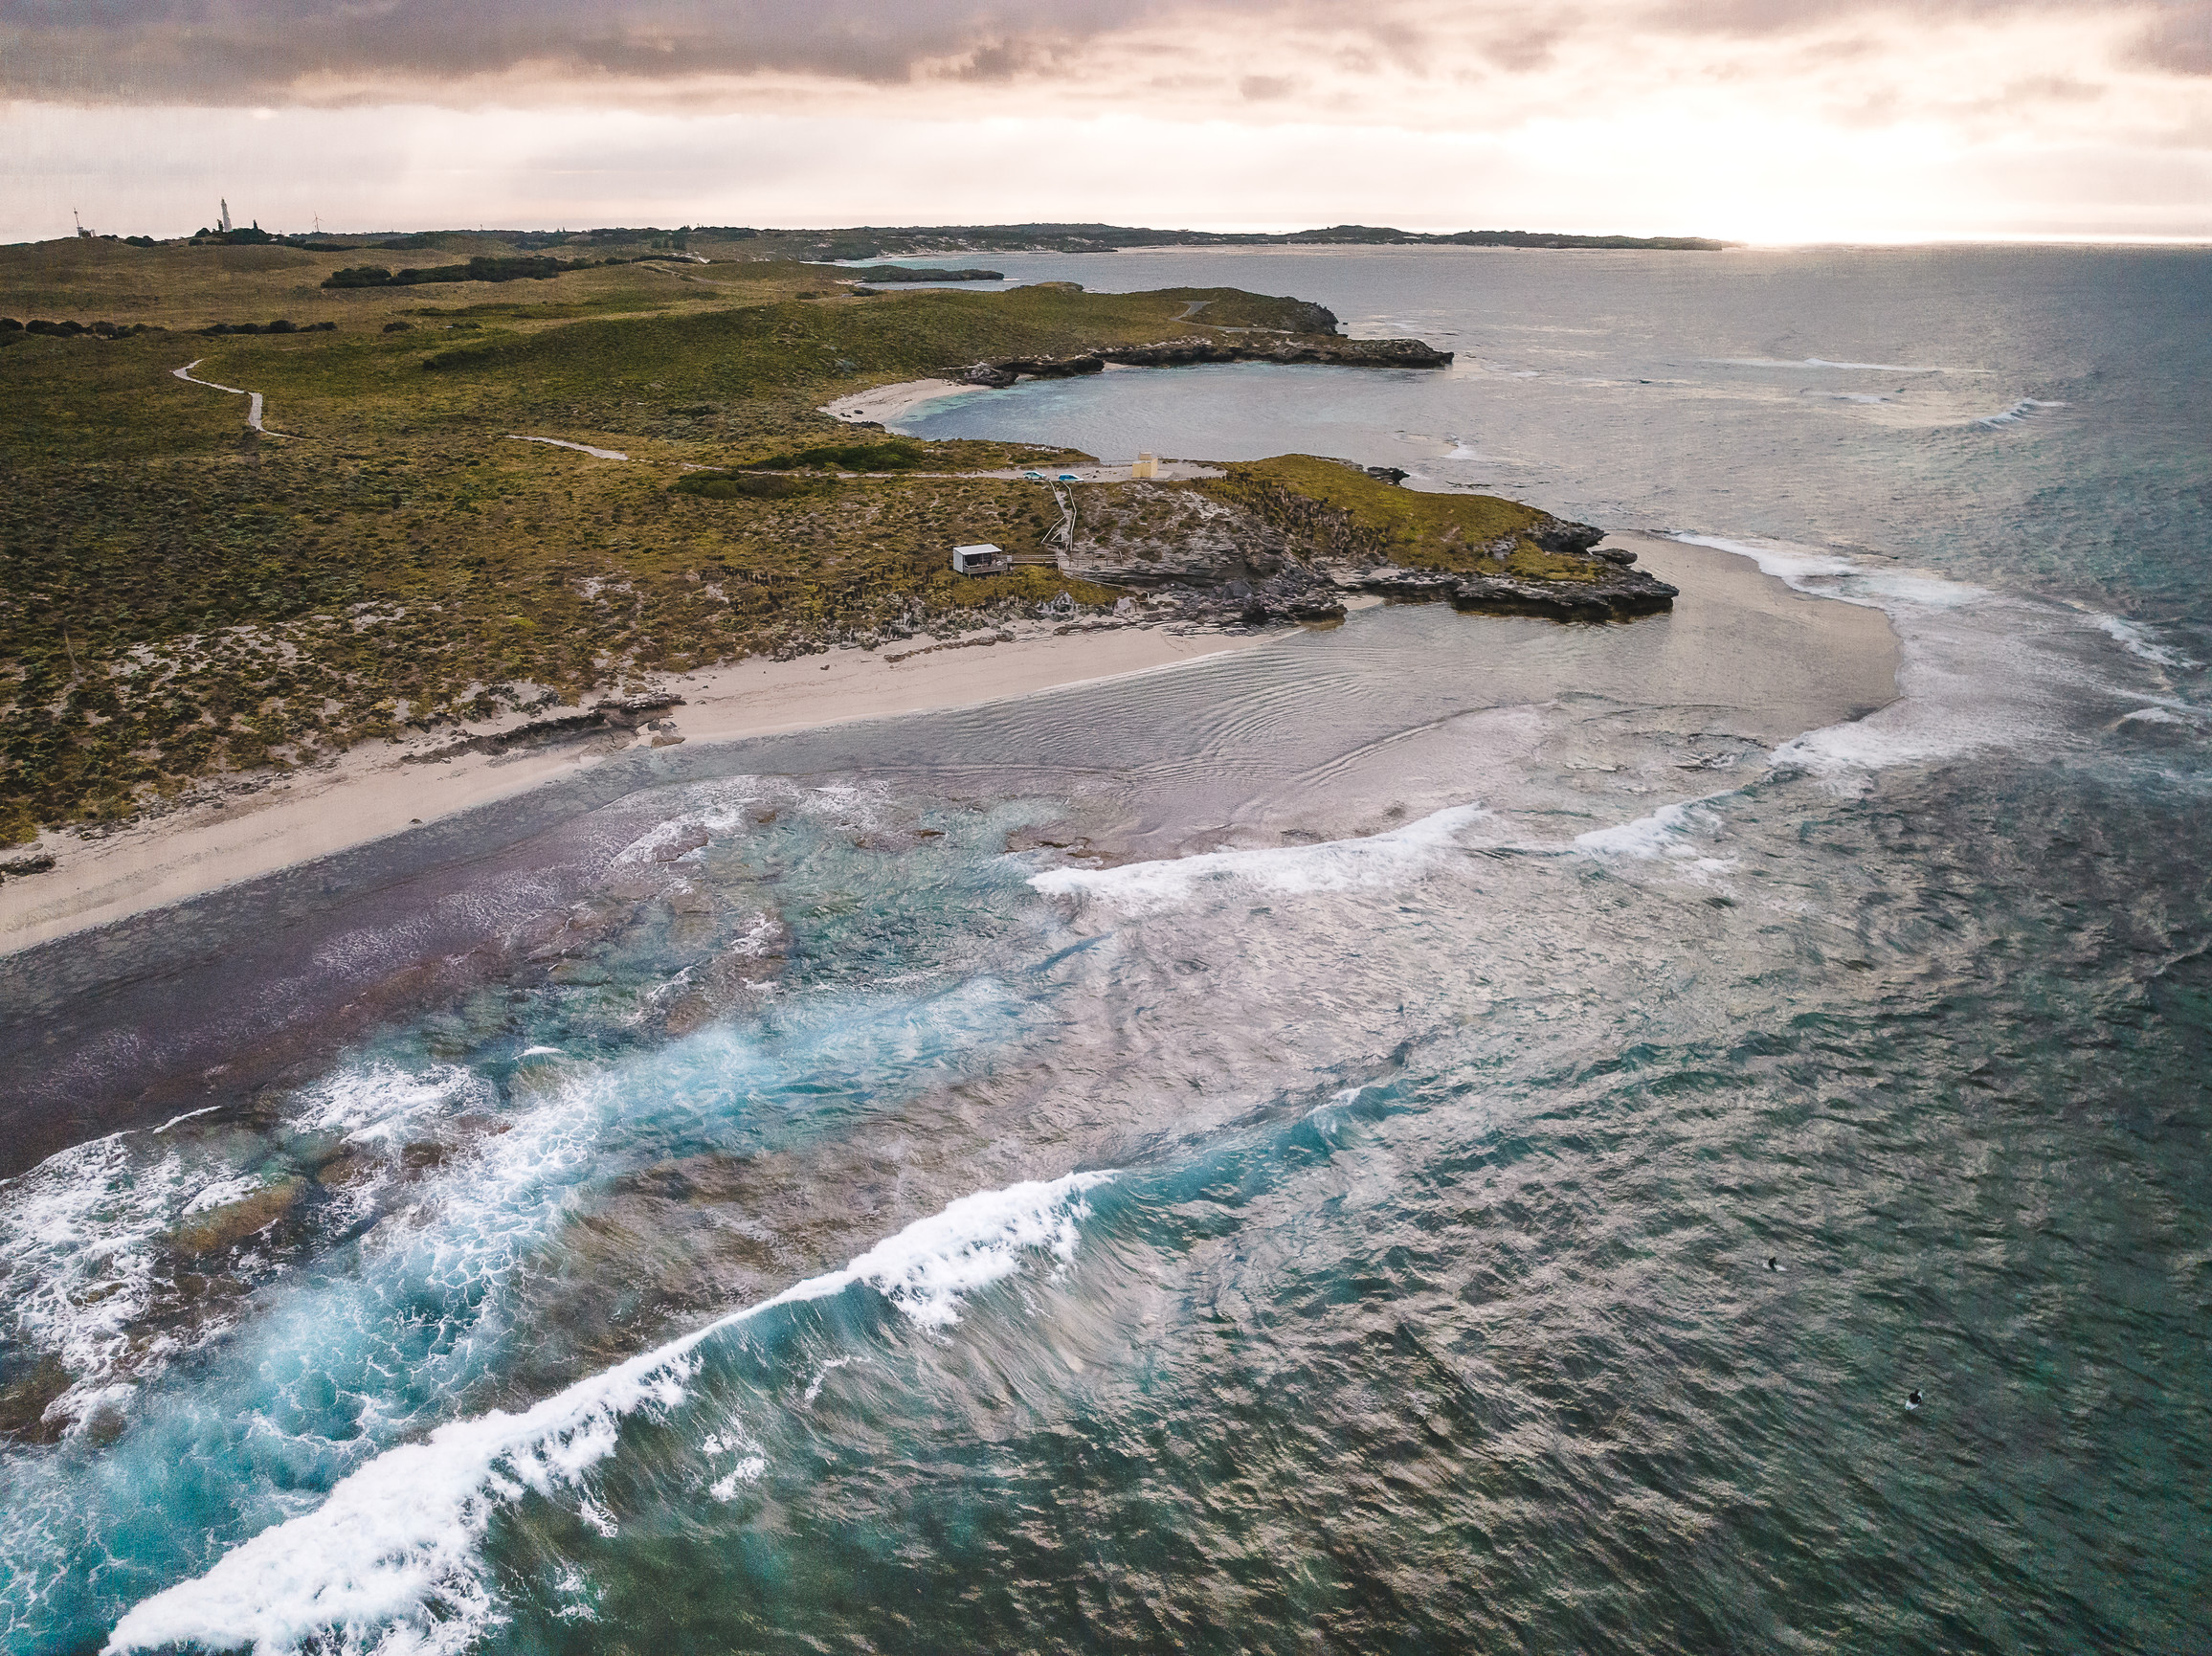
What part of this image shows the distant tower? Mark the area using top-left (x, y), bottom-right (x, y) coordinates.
top-left (219, 198), bottom-right (233, 234)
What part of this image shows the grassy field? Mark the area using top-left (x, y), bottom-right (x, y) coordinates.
top-left (0, 235), bottom-right (1359, 841)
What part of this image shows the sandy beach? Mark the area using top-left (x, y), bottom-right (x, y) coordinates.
top-left (822, 378), bottom-right (971, 424)
top-left (0, 622), bottom-right (1271, 957)
top-left (0, 533), bottom-right (1898, 958)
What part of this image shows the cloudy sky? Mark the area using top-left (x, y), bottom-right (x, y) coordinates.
top-left (4, 0), bottom-right (2209, 242)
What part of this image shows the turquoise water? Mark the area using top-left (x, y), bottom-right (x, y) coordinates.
top-left (3, 248), bottom-right (2209, 1654)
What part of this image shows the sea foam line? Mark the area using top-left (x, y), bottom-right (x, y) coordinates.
top-left (1029, 804), bottom-right (1488, 911)
top-left (103, 1172), bottom-right (1112, 1656)
top-left (1709, 356), bottom-right (1946, 373)
top-left (1572, 792), bottom-right (1739, 861)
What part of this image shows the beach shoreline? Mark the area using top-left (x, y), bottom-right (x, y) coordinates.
top-left (821, 378), bottom-right (971, 424)
top-left (0, 532), bottom-right (1900, 959)
top-left (0, 622), bottom-right (1274, 958)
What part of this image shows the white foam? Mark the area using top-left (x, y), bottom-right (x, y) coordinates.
top-left (151, 1105), bottom-right (223, 1134)
top-left (1711, 357), bottom-right (1945, 372)
top-left (2119, 706), bottom-right (2191, 727)
top-left (1573, 793), bottom-right (1733, 860)
top-left (609, 778), bottom-right (904, 870)
top-left (708, 1458), bottom-right (769, 1500)
top-left (1031, 805), bottom-right (1487, 912)
top-left (0, 1135), bottom-right (201, 1429)
top-left (2094, 614), bottom-right (2200, 670)
top-left (800, 1354), bottom-right (861, 1405)
top-left (1974, 398), bottom-right (2067, 428)
top-left (1671, 534), bottom-right (1861, 593)
top-left (104, 1171), bottom-right (1113, 1656)
top-left (294, 1063), bottom-right (492, 1149)
top-left (1666, 532), bottom-right (2141, 785)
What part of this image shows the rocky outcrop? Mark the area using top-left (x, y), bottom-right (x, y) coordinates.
top-left (402, 695), bottom-right (683, 763)
top-left (951, 353), bottom-right (1105, 388)
top-left (950, 333), bottom-right (1452, 388)
top-left (1332, 561), bottom-right (1679, 621)
top-left (1051, 470), bottom-right (1674, 624)
top-left (1105, 336), bottom-right (1452, 370)
top-left (1055, 483), bottom-right (1288, 588)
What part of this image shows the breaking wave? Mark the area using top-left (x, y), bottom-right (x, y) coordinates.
top-left (1974, 397), bottom-right (2067, 428)
top-left (1712, 357), bottom-right (1946, 372)
top-left (1029, 805), bottom-right (1488, 912)
top-left (103, 1173), bottom-right (1113, 1656)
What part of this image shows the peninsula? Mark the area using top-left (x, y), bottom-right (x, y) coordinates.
top-left (0, 225), bottom-right (1673, 870)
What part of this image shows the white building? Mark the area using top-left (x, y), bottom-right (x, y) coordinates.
top-left (951, 543), bottom-right (1011, 575)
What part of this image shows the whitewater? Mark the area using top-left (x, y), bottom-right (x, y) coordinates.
top-left (4, 242), bottom-right (2208, 1655)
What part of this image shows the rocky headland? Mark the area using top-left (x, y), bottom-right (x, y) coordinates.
top-left (1050, 455), bottom-right (1676, 624)
top-left (952, 333), bottom-right (1452, 388)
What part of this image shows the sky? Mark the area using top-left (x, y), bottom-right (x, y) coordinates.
top-left (3, 0), bottom-right (2209, 243)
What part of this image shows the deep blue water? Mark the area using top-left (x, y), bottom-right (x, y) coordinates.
top-left (4, 247), bottom-right (2209, 1655)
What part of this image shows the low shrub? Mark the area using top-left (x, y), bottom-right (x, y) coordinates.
top-left (736, 438), bottom-right (930, 472)
top-left (198, 320), bottom-right (338, 335)
top-left (672, 473), bottom-right (832, 501)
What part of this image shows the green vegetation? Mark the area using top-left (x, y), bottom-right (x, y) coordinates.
top-left (1206, 457), bottom-right (1597, 580)
top-left (0, 236), bottom-right (1344, 840)
top-left (324, 255), bottom-right (628, 289)
top-left (734, 438), bottom-right (930, 472)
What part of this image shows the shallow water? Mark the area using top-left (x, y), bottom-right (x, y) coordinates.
top-left (3, 247), bottom-right (2209, 1655)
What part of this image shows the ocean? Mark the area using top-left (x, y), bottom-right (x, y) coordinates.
top-left (3, 245), bottom-right (2208, 1654)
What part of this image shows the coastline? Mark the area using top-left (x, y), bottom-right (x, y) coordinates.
top-left (0, 622), bottom-right (1272, 958)
top-left (0, 532), bottom-right (1900, 958)
top-left (821, 378), bottom-right (971, 424)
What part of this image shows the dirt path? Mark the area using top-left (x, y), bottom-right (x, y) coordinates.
top-left (172, 360), bottom-right (286, 436)
top-left (506, 435), bottom-right (629, 460)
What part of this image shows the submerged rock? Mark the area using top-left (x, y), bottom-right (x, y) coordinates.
top-left (170, 1176), bottom-right (306, 1256)
top-left (0, 1354), bottom-right (73, 1445)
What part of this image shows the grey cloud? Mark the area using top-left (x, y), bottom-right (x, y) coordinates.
top-left (7, 0), bottom-right (2207, 104)
top-left (2130, 2), bottom-right (2212, 73)
top-left (1646, 0), bottom-right (2212, 78)
top-left (0, 0), bottom-right (1228, 101)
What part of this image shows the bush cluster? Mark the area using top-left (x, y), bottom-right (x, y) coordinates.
top-left (324, 256), bottom-right (611, 290)
top-left (197, 320), bottom-right (339, 336)
top-left (737, 438), bottom-right (931, 472)
top-left (1, 319), bottom-right (159, 339)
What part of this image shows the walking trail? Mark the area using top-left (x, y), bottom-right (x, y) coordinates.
top-left (171, 361), bottom-right (287, 436)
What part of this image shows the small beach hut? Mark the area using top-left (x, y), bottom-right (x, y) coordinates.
top-left (1130, 452), bottom-right (1161, 480)
top-left (951, 543), bottom-right (1011, 575)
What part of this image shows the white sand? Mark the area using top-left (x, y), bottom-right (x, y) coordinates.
top-left (0, 624), bottom-right (1269, 957)
top-left (821, 379), bottom-right (970, 424)
top-left (1, 534), bottom-right (1899, 957)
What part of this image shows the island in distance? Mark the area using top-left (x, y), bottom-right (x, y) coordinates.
top-left (0, 223), bottom-right (1678, 853)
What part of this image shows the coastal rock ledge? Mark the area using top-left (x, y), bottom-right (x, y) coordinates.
top-left (953, 335), bottom-right (1453, 388)
top-left (1055, 456), bottom-right (1677, 625)
top-left (1342, 562), bottom-right (1679, 621)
